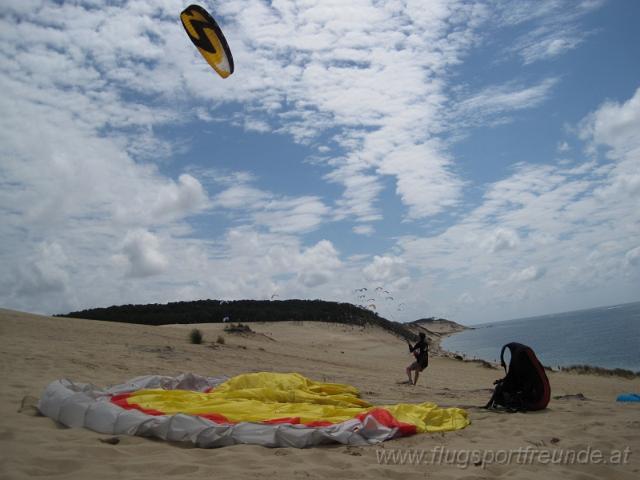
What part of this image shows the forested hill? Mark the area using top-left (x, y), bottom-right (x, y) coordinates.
top-left (58, 299), bottom-right (417, 341)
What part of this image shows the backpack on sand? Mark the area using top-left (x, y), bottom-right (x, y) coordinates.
top-left (484, 342), bottom-right (551, 412)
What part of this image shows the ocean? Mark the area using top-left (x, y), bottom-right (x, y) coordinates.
top-left (441, 301), bottom-right (640, 372)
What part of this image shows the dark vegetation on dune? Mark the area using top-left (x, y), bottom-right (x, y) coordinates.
top-left (560, 364), bottom-right (639, 379)
top-left (57, 299), bottom-right (421, 341)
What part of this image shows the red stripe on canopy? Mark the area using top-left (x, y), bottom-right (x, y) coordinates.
top-left (110, 394), bottom-right (417, 432)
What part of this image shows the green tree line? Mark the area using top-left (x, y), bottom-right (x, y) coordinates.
top-left (57, 299), bottom-right (417, 341)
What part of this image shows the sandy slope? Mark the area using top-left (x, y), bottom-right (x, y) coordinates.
top-left (0, 308), bottom-right (638, 479)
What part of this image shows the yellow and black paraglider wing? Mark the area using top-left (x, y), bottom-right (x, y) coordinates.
top-left (180, 4), bottom-right (234, 78)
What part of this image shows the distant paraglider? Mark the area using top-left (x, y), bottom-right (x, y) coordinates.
top-left (349, 285), bottom-right (406, 321)
top-left (180, 4), bottom-right (234, 78)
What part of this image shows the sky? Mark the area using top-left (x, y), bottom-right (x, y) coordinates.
top-left (1, 0), bottom-right (639, 325)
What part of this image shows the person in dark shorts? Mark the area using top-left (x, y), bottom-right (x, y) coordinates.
top-left (406, 332), bottom-right (428, 385)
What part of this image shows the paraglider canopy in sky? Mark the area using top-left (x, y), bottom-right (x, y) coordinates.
top-left (180, 4), bottom-right (234, 79)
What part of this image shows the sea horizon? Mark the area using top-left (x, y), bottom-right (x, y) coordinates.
top-left (467, 300), bottom-right (640, 328)
top-left (442, 301), bottom-right (640, 372)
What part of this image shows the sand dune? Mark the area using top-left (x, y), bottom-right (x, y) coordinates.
top-left (1, 308), bottom-right (638, 479)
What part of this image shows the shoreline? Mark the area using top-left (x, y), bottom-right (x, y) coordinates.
top-left (436, 321), bottom-right (640, 378)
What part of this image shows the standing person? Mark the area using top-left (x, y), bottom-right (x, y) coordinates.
top-left (406, 332), bottom-right (429, 385)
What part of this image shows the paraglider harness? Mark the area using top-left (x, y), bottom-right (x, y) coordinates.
top-left (484, 342), bottom-right (550, 412)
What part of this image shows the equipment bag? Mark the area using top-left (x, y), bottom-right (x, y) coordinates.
top-left (485, 342), bottom-right (550, 412)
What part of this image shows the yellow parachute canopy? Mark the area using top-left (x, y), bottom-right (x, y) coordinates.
top-left (39, 372), bottom-right (470, 447)
top-left (180, 4), bottom-right (234, 78)
top-left (119, 372), bottom-right (470, 433)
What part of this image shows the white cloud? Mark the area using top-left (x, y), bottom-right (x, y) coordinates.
top-left (14, 243), bottom-right (70, 296)
top-left (296, 240), bottom-right (342, 288)
top-left (255, 196), bottom-right (331, 234)
top-left (328, 167), bottom-right (384, 222)
top-left (213, 179), bottom-right (330, 234)
top-left (485, 228), bottom-right (520, 253)
top-left (581, 87), bottom-right (640, 203)
top-left (626, 246), bottom-right (640, 267)
top-left (214, 185), bottom-right (271, 210)
top-left (497, 0), bottom-right (604, 65)
top-left (115, 174), bottom-right (209, 225)
top-left (580, 87), bottom-right (640, 157)
top-left (363, 255), bottom-right (409, 284)
top-left (244, 118), bottom-right (271, 133)
top-left (511, 265), bottom-right (546, 283)
top-left (457, 292), bottom-right (475, 305)
top-left (514, 29), bottom-right (589, 65)
top-left (118, 230), bottom-right (169, 278)
top-left (353, 224), bottom-right (374, 236)
top-left (454, 78), bottom-right (558, 127)
top-left (377, 141), bottom-right (464, 219)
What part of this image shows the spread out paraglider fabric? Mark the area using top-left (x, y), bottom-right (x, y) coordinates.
top-left (180, 4), bottom-right (234, 78)
top-left (38, 372), bottom-right (469, 448)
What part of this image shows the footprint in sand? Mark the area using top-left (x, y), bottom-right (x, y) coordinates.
top-left (98, 437), bottom-right (120, 445)
top-left (165, 465), bottom-right (200, 476)
top-left (18, 395), bottom-right (41, 416)
top-left (343, 446), bottom-right (363, 456)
